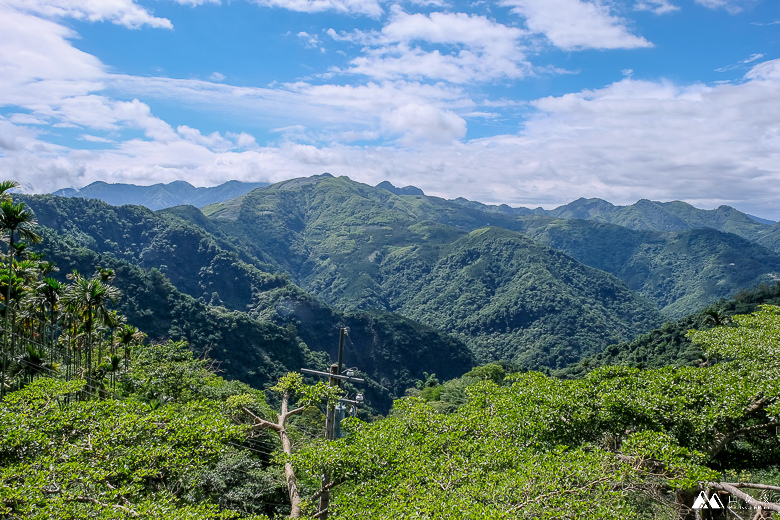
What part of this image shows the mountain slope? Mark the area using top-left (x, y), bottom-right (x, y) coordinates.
top-left (202, 175), bottom-right (665, 367)
top-left (202, 175), bottom-right (780, 322)
top-left (556, 280), bottom-right (780, 378)
top-left (26, 174), bottom-right (780, 379)
top-left (21, 194), bottom-right (474, 412)
top-left (451, 196), bottom-right (779, 254)
top-left (513, 217), bottom-right (780, 317)
top-left (385, 227), bottom-right (663, 368)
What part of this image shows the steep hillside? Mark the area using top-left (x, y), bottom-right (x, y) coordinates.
top-left (385, 227), bottom-right (663, 368)
top-left (557, 280), bottom-right (780, 378)
top-left (25, 174), bottom-right (780, 377)
top-left (202, 176), bottom-right (665, 367)
top-left (514, 217), bottom-right (780, 317)
top-left (202, 174), bottom-right (780, 321)
top-left (758, 222), bottom-right (780, 254)
top-left (34, 227), bottom-right (307, 389)
top-left (21, 194), bottom-right (474, 412)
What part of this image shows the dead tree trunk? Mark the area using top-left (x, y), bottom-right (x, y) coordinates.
top-left (243, 391), bottom-right (305, 518)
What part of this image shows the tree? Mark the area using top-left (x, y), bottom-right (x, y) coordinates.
top-left (0, 199), bottom-right (42, 399)
top-left (0, 180), bottom-right (19, 202)
top-left (63, 273), bottom-right (120, 393)
top-left (29, 277), bottom-right (65, 361)
top-left (290, 307), bottom-right (780, 519)
top-left (14, 344), bottom-right (57, 384)
top-left (116, 323), bottom-right (145, 372)
top-left (241, 372), bottom-right (342, 518)
top-left (0, 377), bottom-right (272, 520)
top-left (0, 200), bottom-right (42, 311)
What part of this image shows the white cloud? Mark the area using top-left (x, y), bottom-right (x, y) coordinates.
top-left (502, 0), bottom-right (652, 50)
top-left (80, 134), bottom-right (115, 143)
top-left (297, 31), bottom-right (322, 49)
top-left (745, 58), bottom-right (780, 81)
top-left (3, 0), bottom-right (172, 29)
top-left (716, 53), bottom-right (766, 72)
top-left (177, 125), bottom-right (235, 151)
top-left (694, 0), bottom-right (756, 13)
top-left (174, 0), bottom-right (221, 6)
top-left (0, 118), bottom-right (39, 151)
top-left (7, 113), bottom-right (50, 125)
top-left (381, 103), bottom-right (467, 145)
top-left (0, 9), bottom-right (105, 108)
top-left (109, 74), bottom-right (475, 139)
top-left (405, 0), bottom-right (449, 6)
top-left (248, 0), bottom-right (383, 17)
top-left (9, 58), bottom-right (780, 219)
top-left (334, 11), bottom-right (531, 83)
top-left (2, 0), bottom-right (779, 222)
top-left (226, 132), bottom-right (260, 150)
top-left (209, 72), bottom-right (226, 82)
top-left (634, 0), bottom-right (680, 14)
top-left (744, 53), bottom-right (766, 64)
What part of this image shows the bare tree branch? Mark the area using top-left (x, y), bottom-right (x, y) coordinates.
top-left (708, 482), bottom-right (780, 513)
top-left (243, 407), bottom-right (282, 432)
top-left (726, 483), bottom-right (780, 493)
top-left (707, 420), bottom-right (777, 458)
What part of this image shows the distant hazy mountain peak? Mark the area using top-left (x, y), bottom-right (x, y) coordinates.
top-left (51, 179), bottom-right (269, 210)
top-left (747, 213), bottom-right (776, 225)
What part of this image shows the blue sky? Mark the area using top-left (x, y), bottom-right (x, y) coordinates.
top-left (1, 0), bottom-right (779, 219)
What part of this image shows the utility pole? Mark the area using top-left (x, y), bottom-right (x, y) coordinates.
top-left (301, 327), bottom-right (364, 520)
top-left (325, 327), bottom-right (346, 441)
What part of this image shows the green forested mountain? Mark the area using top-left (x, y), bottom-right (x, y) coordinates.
top-left (514, 217), bottom-right (780, 317)
top-left (453, 195), bottom-right (780, 254)
top-left (23, 173), bottom-right (780, 380)
top-left (758, 221), bottom-right (780, 253)
top-left (556, 280), bottom-right (780, 378)
top-left (198, 175), bottom-right (665, 367)
top-left (53, 180), bottom-right (269, 210)
top-left (200, 173), bottom-right (779, 319)
top-left (21, 194), bottom-right (473, 413)
top-left (548, 198), bottom-right (771, 237)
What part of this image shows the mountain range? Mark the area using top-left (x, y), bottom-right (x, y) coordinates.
top-left (52, 180), bottom-right (269, 210)
top-left (19, 173), bottom-right (780, 408)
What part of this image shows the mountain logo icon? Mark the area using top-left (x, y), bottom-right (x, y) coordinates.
top-left (692, 491), bottom-right (724, 510)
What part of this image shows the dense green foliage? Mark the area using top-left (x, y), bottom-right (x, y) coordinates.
top-left (557, 281), bottom-right (780, 378)
top-left (292, 306), bottom-right (780, 519)
top-left (516, 218), bottom-right (780, 317)
top-left (457, 195), bottom-right (780, 254)
top-left (0, 189), bottom-right (303, 518)
top-left (0, 340), bottom-right (317, 519)
top-left (386, 227), bottom-right (662, 367)
top-left (5, 178), bottom-right (780, 519)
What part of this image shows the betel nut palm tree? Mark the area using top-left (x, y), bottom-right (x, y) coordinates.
top-left (0, 182), bottom-right (42, 398)
top-left (64, 273), bottom-right (120, 395)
